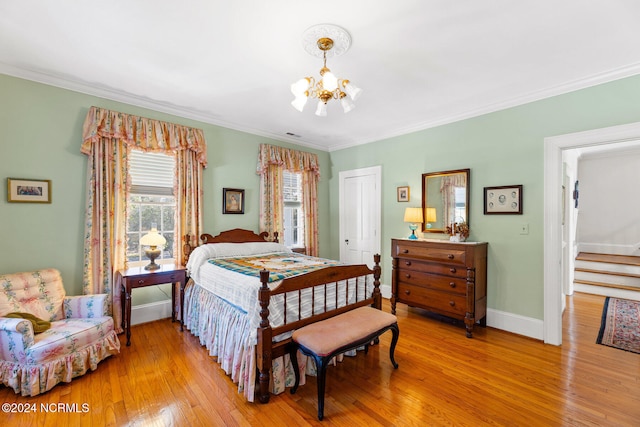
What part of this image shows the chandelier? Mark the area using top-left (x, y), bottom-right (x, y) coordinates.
top-left (290, 24), bottom-right (362, 116)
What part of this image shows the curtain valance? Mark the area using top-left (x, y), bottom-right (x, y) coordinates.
top-left (81, 106), bottom-right (207, 167)
top-left (256, 144), bottom-right (320, 176)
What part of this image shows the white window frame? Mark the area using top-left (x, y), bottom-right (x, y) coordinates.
top-left (283, 170), bottom-right (304, 249)
top-left (126, 150), bottom-right (176, 267)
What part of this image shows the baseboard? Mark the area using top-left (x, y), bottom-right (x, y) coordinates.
top-left (380, 284), bottom-right (391, 299)
top-left (130, 299), bottom-right (173, 326)
top-left (486, 308), bottom-right (544, 341)
top-left (380, 289), bottom-right (543, 340)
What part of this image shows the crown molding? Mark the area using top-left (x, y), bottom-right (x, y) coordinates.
top-left (326, 62), bottom-right (640, 152)
top-left (0, 62), bottom-right (328, 153)
top-left (3, 60), bottom-right (640, 154)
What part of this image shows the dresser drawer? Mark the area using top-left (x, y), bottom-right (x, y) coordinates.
top-left (395, 242), bottom-right (466, 266)
top-left (397, 283), bottom-right (467, 317)
top-left (396, 269), bottom-right (466, 294)
top-left (397, 258), bottom-right (466, 278)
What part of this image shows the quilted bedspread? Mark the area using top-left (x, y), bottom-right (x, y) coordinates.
top-left (208, 252), bottom-right (339, 282)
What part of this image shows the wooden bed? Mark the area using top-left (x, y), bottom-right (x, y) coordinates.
top-left (182, 228), bottom-right (382, 403)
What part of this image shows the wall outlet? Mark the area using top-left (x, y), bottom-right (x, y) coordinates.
top-left (520, 223), bottom-right (529, 235)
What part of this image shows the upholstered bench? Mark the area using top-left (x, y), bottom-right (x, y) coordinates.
top-left (289, 306), bottom-right (399, 420)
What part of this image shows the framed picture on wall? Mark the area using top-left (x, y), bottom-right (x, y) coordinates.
top-left (7, 178), bottom-right (51, 203)
top-left (223, 188), bottom-right (244, 214)
top-left (484, 185), bottom-right (523, 214)
top-left (397, 186), bottom-right (410, 202)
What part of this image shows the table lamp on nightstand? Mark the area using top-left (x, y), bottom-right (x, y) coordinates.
top-left (140, 225), bottom-right (167, 270)
top-left (403, 207), bottom-right (423, 240)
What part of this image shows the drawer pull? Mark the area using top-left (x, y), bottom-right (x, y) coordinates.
top-left (447, 254), bottom-right (454, 260)
top-left (169, 275), bottom-right (175, 280)
top-left (137, 279), bottom-right (145, 285)
top-left (404, 290), bottom-right (411, 295)
top-left (405, 261), bottom-right (411, 266)
top-left (449, 282), bottom-right (456, 288)
top-left (405, 273), bottom-right (411, 279)
top-left (402, 249), bottom-right (409, 254)
top-left (449, 301), bottom-right (455, 307)
top-left (450, 268), bottom-right (457, 273)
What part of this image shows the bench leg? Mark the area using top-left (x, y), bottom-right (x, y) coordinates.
top-left (315, 355), bottom-right (329, 421)
top-left (388, 323), bottom-right (400, 369)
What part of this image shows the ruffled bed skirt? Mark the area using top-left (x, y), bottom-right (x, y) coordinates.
top-left (0, 330), bottom-right (121, 397)
top-left (184, 283), bottom-right (324, 401)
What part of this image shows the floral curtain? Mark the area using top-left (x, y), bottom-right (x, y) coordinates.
top-left (256, 144), bottom-right (320, 256)
top-left (81, 106), bottom-right (207, 332)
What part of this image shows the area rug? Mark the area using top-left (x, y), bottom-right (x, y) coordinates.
top-left (596, 297), bottom-right (640, 354)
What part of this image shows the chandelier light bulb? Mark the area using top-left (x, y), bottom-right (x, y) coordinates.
top-left (315, 100), bottom-right (328, 117)
top-left (291, 78), bottom-right (310, 96)
top-left (321, 70), bottom-right (338, 91)
top-left (343, 81), bottom-right (362, 101)
top-left (291, 95), bottom-right (308, 112)
top-left (341, 95), bottom-right (355, 113)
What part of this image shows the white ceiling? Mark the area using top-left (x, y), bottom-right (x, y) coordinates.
top-left (2, 1), bottom-right (640, 152)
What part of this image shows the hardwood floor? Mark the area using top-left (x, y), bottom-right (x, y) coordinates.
top-left (2, 292), bottom-right (639, 426)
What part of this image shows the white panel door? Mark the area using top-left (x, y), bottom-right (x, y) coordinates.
top-left (339, 166), bottom-right (381, 267)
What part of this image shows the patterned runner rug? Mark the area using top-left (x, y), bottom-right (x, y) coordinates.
top-left (596, 297), bottom-right (640, 354)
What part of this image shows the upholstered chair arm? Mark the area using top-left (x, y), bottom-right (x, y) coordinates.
top-left (64, 294), bottom-right (109, 319)
top-left (0, 317), bottom-right (35, 362)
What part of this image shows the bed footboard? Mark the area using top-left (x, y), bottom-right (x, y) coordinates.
top-left (256, 254), bottom-right (382, 403)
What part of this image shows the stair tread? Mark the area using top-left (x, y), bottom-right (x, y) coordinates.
top-left (574, 267), bottom-right (640, 278)
top-left (576, 252), bottom-right (640, 266)
top-left (574, 279), bottom-right (640, 291)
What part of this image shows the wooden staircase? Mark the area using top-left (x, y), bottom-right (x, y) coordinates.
top-left (574, 252), bottom-right (640, 294)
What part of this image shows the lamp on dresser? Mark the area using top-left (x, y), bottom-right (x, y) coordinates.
top-left (403, 207), bottom-right (423, 240)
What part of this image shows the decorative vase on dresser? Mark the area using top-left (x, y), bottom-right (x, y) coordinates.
top-left (391, 238), bottom-right (488, 338)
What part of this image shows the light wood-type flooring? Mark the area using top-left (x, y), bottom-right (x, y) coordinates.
top-left (2, 292), bottom-right (639, 426)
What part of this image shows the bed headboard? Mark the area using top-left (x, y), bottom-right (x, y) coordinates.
top-left (182, 228), bottom-right (279, 265)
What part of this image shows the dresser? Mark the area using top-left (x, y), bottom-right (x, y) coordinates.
top-left (391, 239), bottom-right (487, 337)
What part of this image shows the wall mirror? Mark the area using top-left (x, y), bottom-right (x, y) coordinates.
top-left (421, 168), bottom-right (470, 233)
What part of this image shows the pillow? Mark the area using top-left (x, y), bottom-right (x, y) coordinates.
top-left (186, 242), bottom-right (290, 282)
top-left (5, 312), bottom-right (52, 334)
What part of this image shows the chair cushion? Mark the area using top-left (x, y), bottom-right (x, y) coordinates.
top-left (0, 269), bottom-right (65, 321)
top-left (22, 317), bottom-right (115, 364)
top-left (292, 306), bottom-right (397, 357)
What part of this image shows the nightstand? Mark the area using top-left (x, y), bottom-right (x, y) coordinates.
top-left (117, 264), bottom-right (187, 346)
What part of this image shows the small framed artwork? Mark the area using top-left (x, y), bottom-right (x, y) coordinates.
top-left (484, 185), bottom-right (523, 214)
top-left (7, 178), bottom-right (51, 203)
top-left (397, 186), bottom-right (410, 202)
top-left (223, 188), bottom-right (244, 214)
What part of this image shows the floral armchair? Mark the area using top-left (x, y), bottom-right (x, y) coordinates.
top-left (0, 269), bottom-right (120, 396)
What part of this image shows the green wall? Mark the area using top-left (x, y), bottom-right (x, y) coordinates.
top-left (328, 74), bottom-right (640, 320)
top-left (3, 72), bottom-right (640, 319)
top-left (0, 74), bottom-right (329, 306)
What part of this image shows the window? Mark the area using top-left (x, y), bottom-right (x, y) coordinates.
top-left (126, 150), bottom-right (176, 265)
top-left (283, 170), bottom-right (304, 248)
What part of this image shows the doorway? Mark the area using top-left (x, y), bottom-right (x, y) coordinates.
top-left (543, 121), bottom-right (640, 345)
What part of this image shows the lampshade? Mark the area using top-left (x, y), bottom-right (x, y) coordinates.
top-left (140, 228), bottom-right (166, 247)
top-left (140, 226), bottom-right (166, 271)
top-left (404, 207), bottom-right (424, 224)
top-left (425, 207), bottom-right (437, 223)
